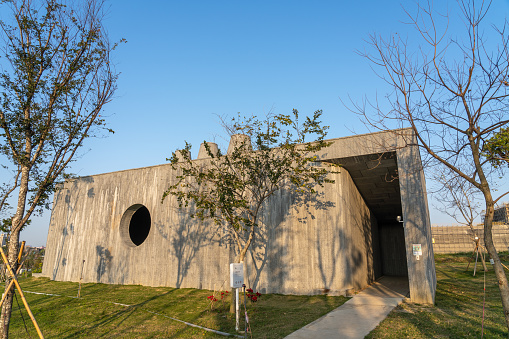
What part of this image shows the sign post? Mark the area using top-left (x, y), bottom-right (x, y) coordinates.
top-left (230, 263), bottom-right (244, 331)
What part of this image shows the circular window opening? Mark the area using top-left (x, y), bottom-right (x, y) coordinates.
top-left (120, 204), bottom-right (151, 247)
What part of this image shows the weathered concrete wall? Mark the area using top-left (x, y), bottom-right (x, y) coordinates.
top-left (397, 143), bottom-right (436, 304)
top-left (42, 160), bottom-right (231, 289)
top-left (42, 163), bottom-right (377, 295)
top-left (42, 128), bottom-right (435, 303)
top-left (432, 225), bottom-right (509, 254)
top-left (245, 169), bottom-right (378, 295)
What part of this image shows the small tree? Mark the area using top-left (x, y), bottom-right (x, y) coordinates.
top-left (354, 0), bottom-right (509, 331)
top-left (0, 0), bottom-right (120, 336)
top-left (163, 110), bottom-right (335, 265)
top-left (432, 168), bottom-right (482, 230)
top-left (432, 169), bottom-right (487, 272)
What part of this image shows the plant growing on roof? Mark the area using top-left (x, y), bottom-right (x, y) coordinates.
top-left (162, 110), bottom-right (336, 264)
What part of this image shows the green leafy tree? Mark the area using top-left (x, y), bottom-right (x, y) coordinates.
top-left (0, 0), bottom-right (121, 336)
top-left (354, 0), bottom-right (509, 330)
top-left (163, 110), bottom-right (335, 265)
top-left (484, 127), bottom-right (509, 168)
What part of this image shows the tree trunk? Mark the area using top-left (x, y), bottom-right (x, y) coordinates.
top-left (0, 166), bottom-right (29, 339)
top-left (482, 198), bottom-right (509, 334)
top-left (0, 231), bottom-right (20, 339)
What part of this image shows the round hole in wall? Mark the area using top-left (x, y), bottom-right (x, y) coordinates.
top-left (120, 204), bottom-right (151, 247)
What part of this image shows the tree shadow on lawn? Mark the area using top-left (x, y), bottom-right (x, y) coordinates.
top-left (56, 289), bottom-right (179, 338)
top-left (19, 279), bottom-right (346, 338)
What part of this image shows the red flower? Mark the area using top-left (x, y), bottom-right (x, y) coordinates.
top-left (251, 296), bottom-right (258, 302)
top-left (247, 288), bottom-right (253, 293)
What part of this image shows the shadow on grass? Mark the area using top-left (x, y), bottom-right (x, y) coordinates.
top-left (14, 277), bottom-right (348, 339)
top-left (58, 289), bottom-right (178, 338)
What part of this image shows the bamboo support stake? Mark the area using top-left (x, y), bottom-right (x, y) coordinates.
top-left (0, 260), bottom-right (26, 309)
top-left (0, 245), bottom-right (28, 308)
top-left (17, 241), bottom-right (25, 264)
top-left (0, 247), bottom-right (44, 339)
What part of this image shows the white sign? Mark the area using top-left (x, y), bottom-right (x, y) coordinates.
top-left (230, 263), bottom-right (244, 288)
top-left (413, 244), bottom-right (422, 256)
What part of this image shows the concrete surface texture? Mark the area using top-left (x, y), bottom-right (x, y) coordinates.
top-left (41, 128), bottom-right (436, 303)
top-left (284, 276), bottom-right (409, 339)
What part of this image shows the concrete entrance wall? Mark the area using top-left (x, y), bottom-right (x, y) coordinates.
top-left (313, 129), bottom-right (436, 304)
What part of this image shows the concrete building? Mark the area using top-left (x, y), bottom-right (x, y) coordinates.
top-left (41, 128), bottom-right (436, 304)
top-left (482, 203), bottom-right (509, 224)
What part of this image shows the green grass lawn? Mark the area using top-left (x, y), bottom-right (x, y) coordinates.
top-left (8, 252), bottom-right (509, 338)
top-left (8, 277), bottom-right (348, 338)
top-left (367, 252), bottom-right (509, 338)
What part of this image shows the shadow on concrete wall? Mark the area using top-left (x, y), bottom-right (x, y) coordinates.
top-left (96, 245), bottom-right (113, 282)
top-left (359, 209), bottom-right (378, 283)
top-left (248, 186), bottom-right (336, 293)
top-left (51, 177), bottom-right (94, 280)
top-left (327, 191), bottom-right (378, 293)
top-left (249, 187), bottom-right (293, 293)
top-left (52, 226), bottom-right (69, 280)
top-left (316, 227), bottom-right (344, 292)
top-left (155, 205), bottom-right (217, 288)
top-left (247, 216), bottom-right (271, 292)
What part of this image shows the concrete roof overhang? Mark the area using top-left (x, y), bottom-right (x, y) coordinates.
top-left (315, 129), bottom-right (415, 224)
top-left (325, 152), bottom-right (402, 223)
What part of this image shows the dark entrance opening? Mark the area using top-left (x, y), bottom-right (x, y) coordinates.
top-left (120, 204), bottom-right (151, 247)
top-left (378, 222), bottom-right (408, 276)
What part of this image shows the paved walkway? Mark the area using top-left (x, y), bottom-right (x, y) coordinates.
top-left (285, 276), bottom-right (409, 339)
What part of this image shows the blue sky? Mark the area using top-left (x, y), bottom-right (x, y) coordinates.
top-left (5, 0), bottom-right (509, 246)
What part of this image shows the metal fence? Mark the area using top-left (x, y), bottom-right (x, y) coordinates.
top-left (431, 224), bottom-right (509, 254)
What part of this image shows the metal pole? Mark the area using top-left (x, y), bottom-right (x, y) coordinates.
top-left (243, 284), bottom-right (247, 338)
top-left (77, 260), bottom-right (85, 298)
top-left (235, 288), bottom-right (240, 331)
top-left (474, 245), bottom-right (479, 276)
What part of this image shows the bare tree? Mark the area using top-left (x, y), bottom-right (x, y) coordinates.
top-left (432, 169), bottom-right (482, 229)
top-left (353, 0), bottom-right (509, 331)
top-left (432, 169), bottom-right (488, 272)
top-left (0, 0), bottom-right (120, 337)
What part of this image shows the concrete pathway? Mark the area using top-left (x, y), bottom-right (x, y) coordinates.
top-left (285, 276), bottom-right (409, 339)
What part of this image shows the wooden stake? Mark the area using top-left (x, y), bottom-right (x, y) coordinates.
top-left (77, 260), bottom-right (85, 298)
top-left (0, 247), bottom-right (44, 339)
top-left (466, 238), bottom-right (488, 275)
top-left (0, 260), bottom-right (26, 309)
top-left (17, 241), bottom-right (25, 264)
